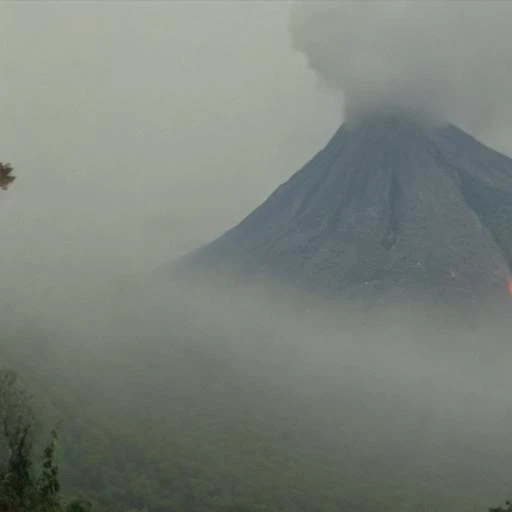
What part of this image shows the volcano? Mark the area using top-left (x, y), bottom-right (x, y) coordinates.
top-left (182, 115), bottom-right (512, 304)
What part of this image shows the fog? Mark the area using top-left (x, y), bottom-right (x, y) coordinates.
top-left (0, 1), bottom-right (341, 340)
top-left (1, 1), bottom-right (512, 340)
top-left (140, 274), bottom-right (512, 510)
top-left (2, 2), bottom-right (512, 511)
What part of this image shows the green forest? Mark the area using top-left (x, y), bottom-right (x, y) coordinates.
top-left (0, 163), bottom-right (510, 512)
top-left (2, 330), bottom-right (512, 512)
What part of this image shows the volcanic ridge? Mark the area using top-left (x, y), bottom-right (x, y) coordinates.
top-left (181, 114), bottom-right (512, 304)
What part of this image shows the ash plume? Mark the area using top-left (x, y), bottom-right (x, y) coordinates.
top-left (290, 1), bottom-right (512, 132)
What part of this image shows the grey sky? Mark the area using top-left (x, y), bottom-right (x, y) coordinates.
top-left (0, 1), bottom-right (340, 330)
top-left (2, 1), bottom-right (512, 335)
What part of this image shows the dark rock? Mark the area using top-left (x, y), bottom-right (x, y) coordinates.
top-left (181, 115), bottom-right (512, 305)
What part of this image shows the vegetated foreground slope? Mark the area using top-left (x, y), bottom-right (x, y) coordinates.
top-left (3, 298), bottom-right (512, 512)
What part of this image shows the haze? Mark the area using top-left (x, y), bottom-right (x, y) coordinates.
top-left (2, 1), bottom-right (512, 333)
top-left (0, 1), bottom-right (341, 335)
top-left (292, 1), bottom-right (512, 131)
top-left (2, 2), bottom-right (512, 511)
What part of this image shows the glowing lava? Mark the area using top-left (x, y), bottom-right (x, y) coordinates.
top-left (508, 279), bottom-right (512, 298)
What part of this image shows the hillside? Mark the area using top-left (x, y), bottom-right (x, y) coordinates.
top-left (183, 115), bottom-right (512, 305)
top-left (3, 302), bottom-right (512, 512)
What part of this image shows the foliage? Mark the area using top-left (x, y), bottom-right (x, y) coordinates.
top-left (1, 338), bottom-right (511, 512)
top-left (0, 369), bottom-right (92, 512)
top-left (489, 502), bottom-right (512, 512)
top-left (37, 429), bottom-right (61, 510)
top-left (64, 500), bottom-right (93, 512)
top-left (0, 163), bottom-right (15, 191)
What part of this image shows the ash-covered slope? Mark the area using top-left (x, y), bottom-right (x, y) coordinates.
top-left (183, 115), bottom-right (512, 302)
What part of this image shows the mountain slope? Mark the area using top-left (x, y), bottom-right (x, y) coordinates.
top-left (183, 115), bottom-right (512, 303)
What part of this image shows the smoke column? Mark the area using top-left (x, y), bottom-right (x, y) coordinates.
top-left (290, 1), bottom-right (512, 133)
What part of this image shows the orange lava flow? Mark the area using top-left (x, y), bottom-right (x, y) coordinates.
top-left (508, 279), bottom-right (512, 298)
